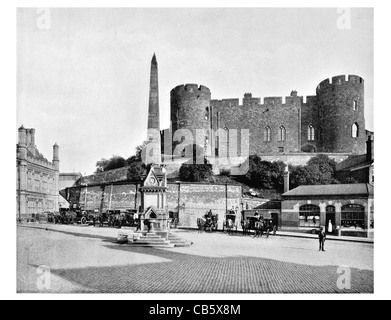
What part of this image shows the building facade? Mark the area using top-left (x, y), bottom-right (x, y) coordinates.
top-left (280, 184), bottom-right (374, 236)
top-left (164, 75), bottom-right (367, 157)
top-left (16, 126), bottom-right (60, 221)
top-left (59, 172), bottom-right (82, 209)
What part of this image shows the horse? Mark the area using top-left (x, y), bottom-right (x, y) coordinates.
top-left (253, 220), bottom-right (264, 238)
top-left (197, 218), bottom-right (206, 233)
top-left (241, 219), bottom-right (251, 236)
top-left (225, 218), bottom-right (234, 235)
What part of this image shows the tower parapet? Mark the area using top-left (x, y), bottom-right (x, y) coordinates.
top-left (316, 74), bottom-right (365, 154)
top-left (170, 83), bottom-right (212, 154)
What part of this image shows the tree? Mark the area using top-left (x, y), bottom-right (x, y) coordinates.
top-left (126, 141), bottom-right (149, 182)
top-left (179, 163), bottom-right (214, 182)
top-left (178, 144), bottom-right (214, 182)
top-left (95, 155), bottom-right (126, 173)
top-left (289, 154), bottom-right (340, 188)
top-left (244, 155), bottom-right (286, 191)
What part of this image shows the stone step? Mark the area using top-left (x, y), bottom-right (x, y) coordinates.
top-left (130, 243), bottom-right (175, 248)
top-left (135, 238), bottom-right (171, 243)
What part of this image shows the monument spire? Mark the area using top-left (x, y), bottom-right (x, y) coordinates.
top-left (146, 53), bottom-right (161, 164)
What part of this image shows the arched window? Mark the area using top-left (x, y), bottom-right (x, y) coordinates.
top-left (278, 126), bottom-right (286, 142)
top-left (341, 204), bottom-right (365, 229)
top-left (308, 125), bottom-right (315, 141)
top-left (299, 205), bottom-right (320, 227)
top-left (264, 126), bottom-right (271, 142)
top-left (352, 123), bottom-right (359, 138)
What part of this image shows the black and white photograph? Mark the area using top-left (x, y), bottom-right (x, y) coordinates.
top-left (3, 2), bottom-right (390, 301)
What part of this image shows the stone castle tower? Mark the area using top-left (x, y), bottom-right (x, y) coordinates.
top-left (170, 84), bottom-right (212, 156)
top-left (146, 53), bottom-right (161, 164)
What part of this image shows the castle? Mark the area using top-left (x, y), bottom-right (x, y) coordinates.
top-left (164, 75), bottom-right (368, 159)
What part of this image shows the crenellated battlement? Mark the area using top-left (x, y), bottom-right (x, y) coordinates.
top-left (171, 83), bottom-right (211, 95)
top-left (316, 74), bottom-right (364, 91)
top-left (26, 154), bottom-right (56, 170)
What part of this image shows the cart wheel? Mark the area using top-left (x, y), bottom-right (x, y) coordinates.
top-left (81, 217), bottom-right (87, 225)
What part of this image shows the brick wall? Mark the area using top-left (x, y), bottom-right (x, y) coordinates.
top-left (65, 182), bottom-right (242, 229)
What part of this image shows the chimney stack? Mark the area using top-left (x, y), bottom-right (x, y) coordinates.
top-left (283, 164), bottom-right (290, 193)
top-left (53, 143), bottom-right (60, 171)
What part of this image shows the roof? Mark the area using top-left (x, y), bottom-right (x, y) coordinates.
top-left (282, 183), bottom-right (374, 198)
top-left (254, 201), bottom-right (282, 210)
top-left (336, 154), bottom-right (373, 172)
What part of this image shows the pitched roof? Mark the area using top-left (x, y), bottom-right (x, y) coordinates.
top-left (336, 154), bottom-right (373, 171)
top-left (282, 183), bottom-right (373, 198)
top-left (254, 201), bottom-right (282, 210)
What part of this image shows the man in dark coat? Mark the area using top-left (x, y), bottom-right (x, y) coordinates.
top-left (319, 226), bottom-right (326, 252)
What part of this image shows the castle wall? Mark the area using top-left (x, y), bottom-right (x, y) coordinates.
top-left (170, 74), bottom-right (368, 157)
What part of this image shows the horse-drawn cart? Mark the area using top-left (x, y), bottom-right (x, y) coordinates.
top-left (197, 211), bottom-right (219, 232)
top-left (222, 210), bottom-right (239, 234)
top-left (242, 215), bottom-right (277, 238)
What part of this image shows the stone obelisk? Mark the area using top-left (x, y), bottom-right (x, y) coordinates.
top-left (146, 53), bottom-right (161, 164)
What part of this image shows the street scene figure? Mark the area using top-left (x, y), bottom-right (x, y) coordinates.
top-left (319, 227), bottom-right (326, 252)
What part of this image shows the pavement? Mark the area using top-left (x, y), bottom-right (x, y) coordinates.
top-left (17, 223), bottom-right (374, 294)
top-left (179, 226), bottom-right (374, 244)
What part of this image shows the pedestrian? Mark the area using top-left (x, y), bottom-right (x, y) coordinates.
top-left (319, 226), bottom-right (326, 252)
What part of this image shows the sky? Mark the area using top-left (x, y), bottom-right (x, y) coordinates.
top-left (17, 8), bottom-right (374, 175)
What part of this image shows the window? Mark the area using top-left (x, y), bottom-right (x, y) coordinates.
top-left (353, 100), bottom-right (358, 111)
top-left (264, 126), bottom-right (271, 142)
top-left (318, 127), bottom-right (324, 142)
top-left (49, 176), bottom-right (54, 191)
top-left (205, 107), bottom-right (209, 121)
top-left (27, 172), bottom-right (32, 189)
top-left (299, 205), bottom-right (320, 227)
top-left (308, 125), bottom-right (315, 141)
top-left (341, 204), bottom-right (365, 229)
top-left (278, 126), bottom-right (286, 142)
top-left (352, 123), bottom-right (359, 138)
top-left (224, 127), bottom-right (229, 157)
top-left (278, 147), bottom-right (284, 153)
top-left (27, 200), bottom-right (35, 216)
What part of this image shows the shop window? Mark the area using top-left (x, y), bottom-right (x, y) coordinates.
top-left (299, 204), bottom-right (320, 227)
top-left (341, 204), bottom-right (365, 229)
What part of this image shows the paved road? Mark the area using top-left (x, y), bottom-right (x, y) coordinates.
top-left (17, 225), bottom-right (373, 293)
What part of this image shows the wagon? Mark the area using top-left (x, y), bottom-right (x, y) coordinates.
top-left (242, 216), bottom-right (277, 238)
top-left (222, 211), bottom-right (239, 234)
top-left (197, 212), bottom-right (219, 232)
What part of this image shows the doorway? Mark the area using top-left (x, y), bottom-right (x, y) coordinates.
top-left (326, 206), bottom-right (336, 233)
top-left (271, 212), bottom-right (279, 230)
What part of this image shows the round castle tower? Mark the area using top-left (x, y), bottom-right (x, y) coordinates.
top-left (316, 75), bottom-right (366, 154)
top-left (170, 84), bottom-right (212, 155)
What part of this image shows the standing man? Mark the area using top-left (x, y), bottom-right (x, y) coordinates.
top-left (319, 226), bottom-right (326, 252)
